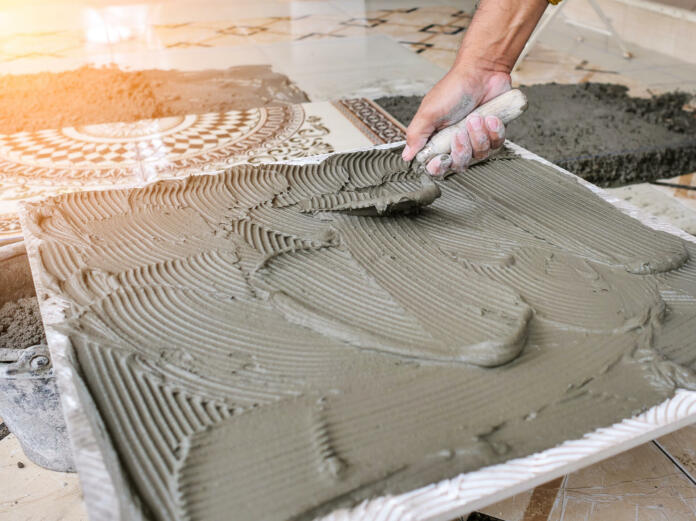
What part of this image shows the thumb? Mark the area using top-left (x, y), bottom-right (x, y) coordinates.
top-left (403, 111), bottom-right (435, 161)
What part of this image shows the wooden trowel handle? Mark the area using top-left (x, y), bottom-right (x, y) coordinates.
top-left (414, 89), bottom-right (528, 164)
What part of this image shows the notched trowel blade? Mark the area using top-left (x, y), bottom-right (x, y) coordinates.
top-left (298, 174), bottom-right (441, 217)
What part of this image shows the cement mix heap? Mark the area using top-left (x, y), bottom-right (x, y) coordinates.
top-left (23, 146), bottom-right (696, 521)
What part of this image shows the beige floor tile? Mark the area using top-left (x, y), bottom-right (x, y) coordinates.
top-left (259, 35), bottom-right (444, 99)
top-left (0, 435), bottom-right (87, 521)
top-left (326, 24), bottom-right (370, 38)
top-left (479, 488), bottom-right (534, 521)
top-left (422, 31), bottom-right (465, 51)
top-left (369, 6), bottom-right (463, 28)
top-left (419, 47), bottom-right (456, 70)
top-left (273, 15), bottom-right (346, 37)
top-left (149, 23), bottom-right (222, 49)
top-left (606, 183), bottom-right (696, 235)
top-left (548, 442), bottom-right (696, 521)
top-left (652, 173), bottom-right (696, 208)
top-left (368, 23), bottom-right (430, 39)
top-left (369, 10), bottom-right (427, 28)
top-left (657, 424), bottom-right (696, 480)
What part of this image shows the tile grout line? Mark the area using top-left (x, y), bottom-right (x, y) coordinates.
top-left (652, 439), bottom-right (696, 486)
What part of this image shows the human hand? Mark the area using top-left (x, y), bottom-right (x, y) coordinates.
top-left (402, 69), bottom-right (511, 176)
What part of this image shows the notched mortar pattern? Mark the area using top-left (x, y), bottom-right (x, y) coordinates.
top-left (23, 146), bottom-right (696, 521)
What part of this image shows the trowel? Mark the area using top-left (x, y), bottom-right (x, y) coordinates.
top-left (328, 89), bottom-right (528, 216)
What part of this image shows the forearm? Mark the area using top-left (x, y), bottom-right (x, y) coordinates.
top-left (453, 0), bottom-right (548, 74)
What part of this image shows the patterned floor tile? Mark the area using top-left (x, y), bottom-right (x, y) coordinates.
top-left (419, 47), bottom-right (457, 69)
top-left (547, 443), bottom-right (696, 521)
top-left (423, 31), bottom-right (466, 51)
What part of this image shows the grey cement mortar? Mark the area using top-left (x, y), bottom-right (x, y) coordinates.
top-left (375, 83), bottom-right (696, 186)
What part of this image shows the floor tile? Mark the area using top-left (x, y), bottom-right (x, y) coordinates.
top-left (656, 425), bottom-right (696, 482)
top-left (333, 0), bottom-right (474, 16)
top-left (606, 183), bottom-right (696, 236)
top-left (419, 47), bottom-right (457, 69)
top-left (0, 434), bottom-right (86, 521)
top-left (421, 31), bottom-right (466, 51)
top-left (259, 35), bottom-right (445, 99)
top-left (528, 14), bottom-right (696, 91)
top-left (547, 442), bottom-right (696, 521)
top-left (109, 43), bottom-right (269, 71)
top-left (652, 173), bottom-right (696, 214)
top-left (478, 488), bottom-right (534, 521)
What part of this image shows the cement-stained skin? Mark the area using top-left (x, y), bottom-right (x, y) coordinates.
top-left (24, 147), bottom-right (696, 521)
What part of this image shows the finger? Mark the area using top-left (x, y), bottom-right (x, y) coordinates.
top-left (466, 114), bottom-right (490, 160)
top-left (403, 111), bottom-right (436, 161)
top-left (450, 128), bottom-right (473, 172)
top-left (485, 115), bottom-right (506, 150)
top-left (426, 154), bottom-right (452, 177)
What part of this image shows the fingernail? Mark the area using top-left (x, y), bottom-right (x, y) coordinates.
top-left (438, 154), bottom-right (452, 175)
top-left (402, 145), bottom-right (411, 160)
top-left (485, 116), bottom-right (501, 131)
top-left (468, 114), bottom-right (483, 130)
top-left (426, 160), bottom-right (439, 176)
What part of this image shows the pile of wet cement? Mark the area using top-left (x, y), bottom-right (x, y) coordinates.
top-left (0, 65), bottom-right (309, 134)
top-left (375, 83), bottom-right (696, 186)
top-left (0, 297), bottom-right (46, 350)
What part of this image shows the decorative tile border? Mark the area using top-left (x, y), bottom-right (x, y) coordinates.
top-left (331, 98), bottom-right (406, 144)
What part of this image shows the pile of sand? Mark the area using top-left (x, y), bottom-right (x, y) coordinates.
top-left (0, 297), bottom-right (46, 350)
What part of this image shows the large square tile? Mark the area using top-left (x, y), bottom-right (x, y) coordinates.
top-left (260, 35), bottom-right (445, 99)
